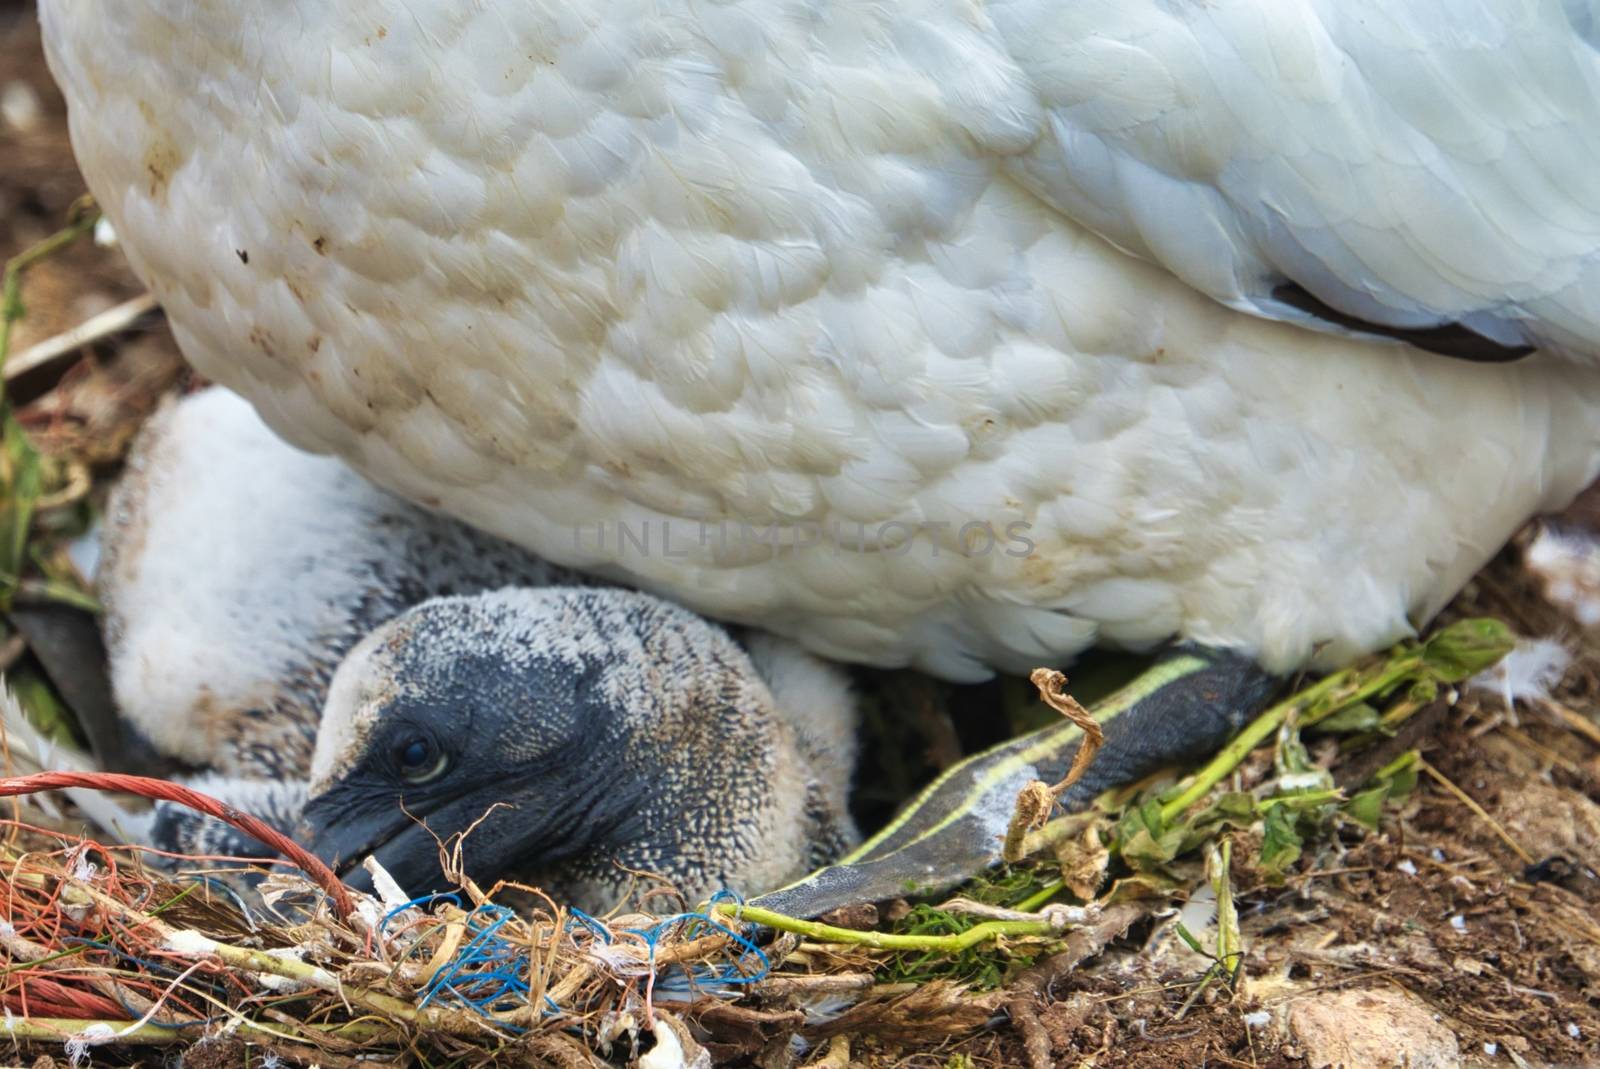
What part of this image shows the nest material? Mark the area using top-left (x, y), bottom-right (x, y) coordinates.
top-left (0, 808), bottom-right (768, 1066)
top-left (0, 611), bottom-right (1595, 1068)
top-left (0, 799), bottom-right (1051, 1068)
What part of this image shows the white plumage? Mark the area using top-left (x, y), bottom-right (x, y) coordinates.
top-left (38, 0), bottom-right (1600, 679)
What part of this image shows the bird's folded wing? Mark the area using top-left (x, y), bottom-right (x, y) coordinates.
top-left (982, 0), bottom-right (1600, 359)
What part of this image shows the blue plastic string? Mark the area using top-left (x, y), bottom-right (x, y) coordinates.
top-left (626, 889), bottom-right (770, 999)
top-left (379, 892), bottom-right (462, 934)
top-left (565, 907), bottom-right (613, 943)
top-left (366, 889), bottom-right (766, 1026)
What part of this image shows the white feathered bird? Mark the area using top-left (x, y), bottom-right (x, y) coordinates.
top-left (37, 0), bottom-right (1600, 682)
top-left (28, 0), bottom-right (1600, 910)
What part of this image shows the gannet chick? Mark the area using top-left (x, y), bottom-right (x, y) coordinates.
top-left (101, 388), bottom-right (857, 909)
top-left (298, 591), bottom-right (858, 906)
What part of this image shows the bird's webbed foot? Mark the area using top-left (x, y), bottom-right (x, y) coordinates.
top-left (752, 646), bottom-right (1278, 918)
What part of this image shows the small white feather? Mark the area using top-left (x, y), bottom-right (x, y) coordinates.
top-left (0, 679), bottom-right (153, 842)
top-left (1467, 637), bottom-right (1572, 709)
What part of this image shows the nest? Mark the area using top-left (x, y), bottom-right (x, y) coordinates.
top-left (0, 786), bottom-right (779, 1067)
top-left (0, 609), bottom-right (1593, 1068)
top-left (0, 771), bottom-right (1068, 1068)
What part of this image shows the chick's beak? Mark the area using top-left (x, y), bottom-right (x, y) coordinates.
top-left (294, 794), bottom-right (444, 897)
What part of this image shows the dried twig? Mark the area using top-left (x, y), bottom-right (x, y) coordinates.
top-left (1415, 757), bottom-right (1534, 865)
top-left (1003, 671), bottom-right (1105, 862)
top-left (1030, 669), bottom-right (1106, 794)
top-left (1538, 697), bottom-right (1600, 747)
top-left (4, 293), bottom-right (160, 383)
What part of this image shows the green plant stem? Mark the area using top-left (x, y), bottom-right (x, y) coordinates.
top-left (1258, 789), bottom-right (1343, 811)
top-left (1159, 652), bottom-right (1426, 823)
top-left (716, 904), bottom-right (1058, 950)
top-left (1012, 880), bottom-right (1066, 914)
top-left (1379, 695), bottom-right (1430, 729)
top-left (1373, 751), bottom-right (1419, 780)
top-left (0, 207), bottom-right (100, 379)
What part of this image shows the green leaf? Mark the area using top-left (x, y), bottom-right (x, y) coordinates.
top-left (1258, 803), bottom-right (1304, 875)
top-left (0, 418), bottom-right (42, 606)
top-left (1214, 791), bottom-right (1256, 820)
top-left (1373, 757), bottom-right (1419, 802)
top-left (1137, 797), bottom-right (1165, 838)
top-left (1316, 702), bottom-right (1382, 734)
top-left (1189, 791), bottom-right (1256, 828)
top-left (1407, 678), bottom-right (1440, 704)
top-left (1208, 841), bottom-right (1242, 975)
top-left (1120, 817), bottom-right (1187, 869)
top-left (8, 666), bottom-right (79, 748)
top-left (1344, 785), bottom-right (1389, 830)
top-left (1344, 748), bottom-right (1422, 830)
top-left (1174, 792), bottom-right (1257, 854)
top-left (1118, 797), bottom-right (1189, 868)
top-left (1420, 618), bottom-right (1515, 682)
top-left (16, 576), bottom-right (102, 613)
top-left (1362, 751), bottom-right (1421, 807)
top-left (1105, 869), bottom-right (1190, 900)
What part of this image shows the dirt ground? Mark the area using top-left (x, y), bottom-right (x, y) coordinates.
top-left (3, 6), bottom-right (1599, 1067)
top-left (0, 4), bottom-right (186, 458)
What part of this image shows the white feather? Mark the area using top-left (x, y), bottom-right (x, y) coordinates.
top-left (1525, 525), bottom-right (1600, 629)
top-left (1467, 637), bottom-right (1573, 709)
top-left (0, 680), bottom-right (152, 842)
top-left (36, 0), bottom-right (1600, 679)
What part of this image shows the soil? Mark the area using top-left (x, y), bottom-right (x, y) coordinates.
top-left (1, 5), bottom-right (185, 459)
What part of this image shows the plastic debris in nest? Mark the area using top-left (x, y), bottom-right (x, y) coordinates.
top-left (370, 892), bottom-right (767, 1027)
top-left (0, 772), bottom-right (793, 1065)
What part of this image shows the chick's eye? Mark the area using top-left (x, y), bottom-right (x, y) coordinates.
top-left (395, 736), bottom-right (448, 783)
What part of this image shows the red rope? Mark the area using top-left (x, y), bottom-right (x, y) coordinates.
top-left (0, 772), bottom-right (355, 918)
top-left (3, 981), bottom-right (126, 1020)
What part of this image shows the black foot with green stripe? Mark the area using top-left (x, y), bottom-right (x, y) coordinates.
top-left (752, 646), bottom-right (1277, 918)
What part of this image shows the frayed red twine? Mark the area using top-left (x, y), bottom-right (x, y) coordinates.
top-left (0, 771), bottom-right (354, 918)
